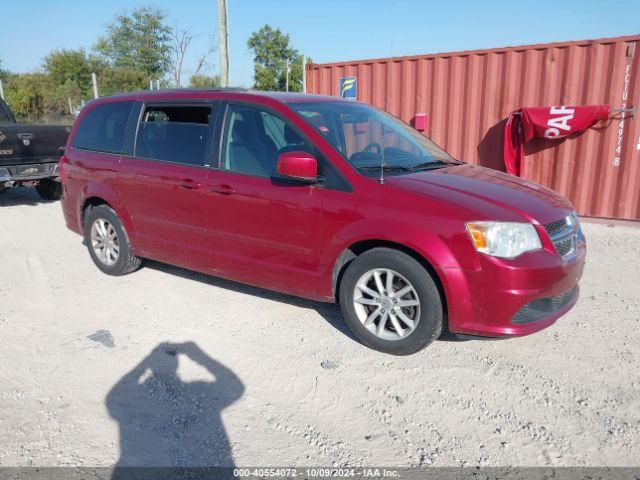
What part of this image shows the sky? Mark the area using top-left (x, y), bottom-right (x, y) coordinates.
top-left (1, 0), bottom-right (639, 88)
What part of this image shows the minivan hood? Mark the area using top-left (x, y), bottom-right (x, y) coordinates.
top-left (386, 164), bottom-right (574, 224)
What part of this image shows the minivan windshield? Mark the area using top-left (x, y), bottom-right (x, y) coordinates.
top-left (291, 101), bottom-right (459, 176)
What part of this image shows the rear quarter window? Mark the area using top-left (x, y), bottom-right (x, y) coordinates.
top-left (73, 101), bottom-right (134, 154)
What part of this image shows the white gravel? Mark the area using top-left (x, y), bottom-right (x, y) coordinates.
top-left (0, 187), bottom-right (639, 467)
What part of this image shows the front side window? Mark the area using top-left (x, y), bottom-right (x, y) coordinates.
top-left (220, 104), bottom-right (309, 178)
top-left (135, 104), bottom-right (211, 165)
top-left (73, 101), bottom-right (134, 154)
top-left (291, 101), bottom-right (458, 176)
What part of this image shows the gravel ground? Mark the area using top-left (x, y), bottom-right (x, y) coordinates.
top-left (0, 187), bottom-right (639, 468)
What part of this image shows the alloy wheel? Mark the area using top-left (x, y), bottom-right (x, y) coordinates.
top-left (90, 218), bottom-right (120, 266)
top-left (353, 268), bottom-right (421, 341)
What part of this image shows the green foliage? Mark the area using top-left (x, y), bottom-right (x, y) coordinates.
top-left (97, 67), bottom-right (149, 96)
top-left (94, 5), bottom-right (172, 78)
top-left (189, 74), bottom-right (221, 88)
top-left (3, 73), bottom-right (68, 122)
top-left (1, 5), bottom-right (228, 121)
top-left (43, 49), bottom-right (94, 97)
top-left (248, 25), bottom-right (304, 92)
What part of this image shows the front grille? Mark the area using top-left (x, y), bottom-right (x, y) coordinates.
top-left (545, 218), bottom-right (569, 236)
top-left (554, 235), bottom-right (576, 256)
top-left (544, 216), bottom-right (579, 258)
top-left (512, 286), bottom-right (578, 324)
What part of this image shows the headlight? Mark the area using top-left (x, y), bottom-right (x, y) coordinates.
top-left (466, 221), bottom-right (542, 258)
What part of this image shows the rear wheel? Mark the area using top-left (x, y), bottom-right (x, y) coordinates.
top-left (35, 179), bottom-right (62, 200)
top-left (339, 248), bottom-right (443, 355)
top-left (84, 204), bottom-right (142, 275)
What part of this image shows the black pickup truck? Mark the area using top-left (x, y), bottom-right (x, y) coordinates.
top-left (0, 98), bottom-right (70, 200)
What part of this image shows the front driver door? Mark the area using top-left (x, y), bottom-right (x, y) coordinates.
top-left (202, 102), bottom-right (323, 298)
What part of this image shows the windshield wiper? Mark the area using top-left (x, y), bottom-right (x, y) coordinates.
top-left (407, 159), bottom-right (461, 171)
top-left (356, 164), bottom-right (414, 172)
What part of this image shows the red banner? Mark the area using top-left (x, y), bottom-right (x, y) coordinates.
top-left (504, 105), bottom-right (610, 176)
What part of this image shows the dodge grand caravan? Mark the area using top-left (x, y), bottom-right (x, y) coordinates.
top-left (60, 90), bottom-right (585, 355)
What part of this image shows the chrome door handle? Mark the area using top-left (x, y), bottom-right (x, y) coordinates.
top-left (210, 184), bottom-right (236, 195)
top-left (179, 179), bottom-right (201, 190)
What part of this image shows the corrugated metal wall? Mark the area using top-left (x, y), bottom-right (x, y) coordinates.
top-left (306, 35), bottom-right (640, 221)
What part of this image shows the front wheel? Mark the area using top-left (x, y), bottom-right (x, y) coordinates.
top-left (339, 248), bottom-right (443, 355)
top-left (35, 179), bottom-right (62, 200)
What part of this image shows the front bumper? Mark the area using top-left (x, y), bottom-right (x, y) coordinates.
top-left (442, 240), bottom-right (586, 338)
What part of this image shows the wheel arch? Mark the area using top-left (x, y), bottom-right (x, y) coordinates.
top-left (81, 196), bottom-right (110, 220)
top-left (78, 184), bottom-right (136, 240)
top-left (331, 239), bottom-right (448, 321)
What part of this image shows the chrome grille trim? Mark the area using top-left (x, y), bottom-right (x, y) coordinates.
top-left (544, 215), bottom-right (579, 259)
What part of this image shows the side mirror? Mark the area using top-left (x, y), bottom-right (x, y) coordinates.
top-left (276, 151), bottom-right (318, 182)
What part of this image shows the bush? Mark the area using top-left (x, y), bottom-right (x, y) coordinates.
top-left (189, 74), bottom-right (221, 88)
top-left (3, 73), bottom-right (69, 122)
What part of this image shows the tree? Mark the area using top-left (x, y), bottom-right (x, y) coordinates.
top-left (98, 67), bottom-right (149, 97)
top-left (94, 6), bottom-right (172, 79)
top-left (169, 30), bottom-right (218, 88)
top-left (247, 25), bottom-right (303, 91)
top-left (169, 29), bottom-right (193, 88)
top-left (42, 49), bottom-right (94, 97)
top-left (3, 73), bottom-right (66, 121)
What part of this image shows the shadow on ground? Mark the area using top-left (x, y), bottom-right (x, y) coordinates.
top-left (145, 260), bottom-right (355, 342)
top-left (145, 261), bottom-right (485, 346)
top-left (0, 186), bottom-right (56, 207)
top-left (107, 341), bottom-right (243, 475)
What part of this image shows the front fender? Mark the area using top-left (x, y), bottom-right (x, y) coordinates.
top-left (317, 218), bottom-right (475, 300)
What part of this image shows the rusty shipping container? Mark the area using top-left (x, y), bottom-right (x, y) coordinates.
top-left (306, 35), bottom-right (640, 221)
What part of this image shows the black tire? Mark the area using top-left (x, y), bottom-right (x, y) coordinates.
top-left (84, 204), bottom-right (142, 276)
top-left (35, 179), bottom-right (62, 200)
top-left (339, 248), bottom-right (443, 355)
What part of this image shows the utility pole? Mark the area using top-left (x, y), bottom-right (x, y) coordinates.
top-left (92, 73), bottom-right (99, 99)
top-left (0, 78), bottom-right (4, 100)
top-left (302, 57), bottom-right (307, 93)
top-left (217, 0), bottom-right (229, 87)
top-left (285, 59), bottom-right (290, 92)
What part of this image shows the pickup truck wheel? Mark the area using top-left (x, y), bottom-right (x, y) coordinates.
top-left (35, 179), bottom-right (62, 200)
top-left (84, 205), bottom-right (142, 276)
top-left (339, 248), bottom-right (443, 355)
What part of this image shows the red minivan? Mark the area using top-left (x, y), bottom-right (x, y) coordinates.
top-left (60, 90), bottom-right (585, 355)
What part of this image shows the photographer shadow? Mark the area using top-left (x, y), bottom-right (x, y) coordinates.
top-left (107, 342), bottom-right (244, 477)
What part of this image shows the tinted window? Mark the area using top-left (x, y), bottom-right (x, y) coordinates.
top-left (221, 105), bottom-right (308, 177)
top-left (73, 101), bottom-right (133, 153)
top-left (135, 105), bottom-right (211, 165)
top-left (0, 100), bottom-right (14, 123)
